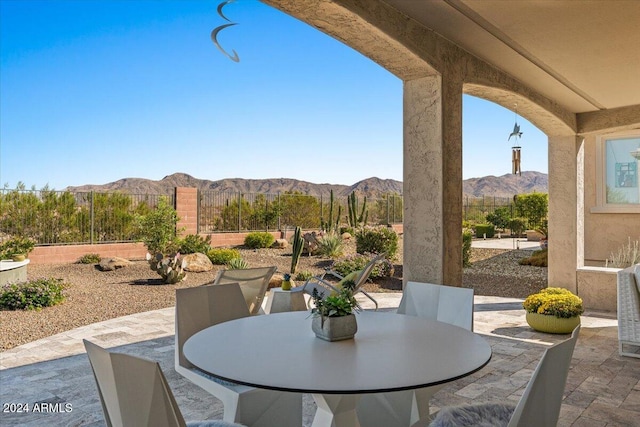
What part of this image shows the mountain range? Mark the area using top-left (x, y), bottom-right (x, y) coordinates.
top-left (65, 171), bottom-right (548, 199)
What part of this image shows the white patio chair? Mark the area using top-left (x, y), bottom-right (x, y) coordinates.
top-left (357, 281), bottom-right (474, 427)
top-left (83, 339), bottom-right (246, 427)
top-left (212, 266), bottom-right (276, 315)
top-left (175, 283), bottom-right (302, 427)
top-left (617, 264), bottom-right (640, 358)
top-left (292, 253), bottom-right (385, 310)
top-left (429, 325), bottom-right (580, 427)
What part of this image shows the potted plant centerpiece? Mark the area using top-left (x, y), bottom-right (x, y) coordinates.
top-left (523, 287), bottom-right (584, 334)
top-left (310, 279), bottom-right (361, 341)
top-left (0, 236), bottom-right (36, 262)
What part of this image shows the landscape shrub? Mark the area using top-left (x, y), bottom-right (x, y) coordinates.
top-left (295, 270), bottom-right (314, 281)
top-left (355, 226), bottom-right (398, 259)
top-left (244, 232), bottom-right (275, 249)
top-left (485, 206), bottom-right (512, 230)
top-left (317, 232), bottom-right (344, 258)
top-left (227, 257), bottom-right (249, 269)
top-left (473, 223), bottom-right (495, 238)
top-left (207, 248), bottom-right (241, 265)
top-left (135, 197), bottom-right (180, 255)
top-left (0, 236), bottom-right (36, 259)
top-left (177, 234), bottom-right (211, 254)
top-left (0, 278), bottom-right (66, 310)
top-left (339, 226), bottom-right (355, 236)
top-left (509, 217), bottom-right (528, 237)
top-left (462, 229), bottom-right (473, 267)
top-left (78, 253), bottom-right (101, 264)
top-left (606, 237), bottom-right (640, 268)
top-left (519, 248), bottom-right (548, 267)
top-left (332, 254), bottom-right (392, 279)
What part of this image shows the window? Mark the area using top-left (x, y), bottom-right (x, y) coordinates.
top-left (594, 132), bottom-right (640, 213)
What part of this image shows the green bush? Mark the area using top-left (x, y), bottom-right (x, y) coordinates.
top-left (207, 248), bottom-right (242, 265)
top-left (295, 270), bottom-right (314, 281)
top-left (485, 206), bottom-right (512, 230)
top-left (509, 217), bottom-right (528, 237)
top-left (332, 254), bottom-right (392, 279)
top-left (355, 226), bottom-right (398, 259)
top-left (177, 234), bottom-right (211, 254)
top-left (317, 232), bottom-right (344, 258)
top-left (78, 253), bottom-right (101, 264)
top-left (0, 278), bottom-right (66, 310)
top-left (244, 232), bottom-right (275, 249)
top-left (135, 197), bottom-right (180, 255)
top-left (0, 236), bottom-right (36, 259)
top-left (473, 223), bottom-right (495, 238)
top-left (227, 257), bottom-right (249, 269)
top-left (462, 229), bottom-right (473, 267)
top-left (519, 248), bottom-right (548, 267)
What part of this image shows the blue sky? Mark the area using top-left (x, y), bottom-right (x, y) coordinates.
top-left (0, 0), bottom-right (548, 191)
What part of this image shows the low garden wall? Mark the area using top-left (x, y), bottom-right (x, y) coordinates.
top-left (576, 266), bottom-right (620, 312)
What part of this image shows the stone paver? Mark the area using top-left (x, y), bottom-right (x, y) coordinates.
top-left (0, 292), bottom-right (638, 427)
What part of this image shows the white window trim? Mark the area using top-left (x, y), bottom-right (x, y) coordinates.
top-left (592, 131), bottom-right (640, 214)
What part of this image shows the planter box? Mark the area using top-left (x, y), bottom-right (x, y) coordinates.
top-left (312, 314), bottom-right (357, 341)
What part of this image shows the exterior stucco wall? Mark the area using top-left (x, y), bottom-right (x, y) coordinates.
top-left (583, 135), bottom-right (640, 263)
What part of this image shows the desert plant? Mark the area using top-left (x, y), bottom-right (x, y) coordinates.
top-left (347, 192), bottom-right (368, 228)
top-left (227, 257), bottom-right (249, 269)
top-left (295, 270), bottom-right (314, 281)
top-left (523, 287), bottom-right (584, 319)
top-left (606, 237), bottom-right (640, 268)
top-left (244, 232), bottom-right (275, 249)
top-left (485, 206), bottom-right (512, 230)
top-left (462, 229), bottom-right (473, 267)
top-left (473, 223), bottom-right (495, 239)
top-left (0, 278), bottom-right (66, 310)
top-left (519, 248), bottom-right (548, 267)
top-left (355, 226), bottom-right (398, 259)
top-left (508, 217), bottom-right (528, 237)
top-left (207, 248), bottom-right (241, 265)
top-left (136, 197), bottom-right (180, 255)
top-left (290, 226), bottom-right (304, 274)
top-left (311, 279), bottom-right (361, 320)
top-left (146, 252), bottom-right (187, 284)
top-left (320, 190), bottom-right (342, 233)
top-left (176, 234), bottom-right (211, 254)
top-left (0, 236), bottom-right (36, 259)
top-left (78, 253), bottom-right (101, 264)
top-left (332, 253), bottom-right (392, 279)
top-left (316, 232), bottom-right (344, 258)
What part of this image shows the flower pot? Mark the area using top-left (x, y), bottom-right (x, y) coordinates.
top-left (312, 314), bottom-right (357, 341)
top-left (281, 279), bottom-right (293, 291)
top-left (11, 254), bottom-right (26, 262)
top-left (526, 312), bottom-right (580, 334)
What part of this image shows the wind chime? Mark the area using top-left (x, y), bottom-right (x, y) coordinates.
top-left (508, 104), bottom-right (523, 176)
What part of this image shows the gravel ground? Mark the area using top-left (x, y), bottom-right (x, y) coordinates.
top-left (0, 238), bottom-right (547, 351)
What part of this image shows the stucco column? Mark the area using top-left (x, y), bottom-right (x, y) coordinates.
top-left (403, 75), bottom-right (463, 286)
top-left (548, 136), bottom-right (584, 292)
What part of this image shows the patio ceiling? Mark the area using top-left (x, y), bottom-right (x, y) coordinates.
top-left (382, 0), bottom-right (640, 115)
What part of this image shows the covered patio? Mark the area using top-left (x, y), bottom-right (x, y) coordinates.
top-left (1, 293), bottom-right (636, 426)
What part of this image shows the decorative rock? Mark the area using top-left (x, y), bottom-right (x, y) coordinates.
top-left (341, 232), bottom-right (352, 240)
top-left (98, 257), bottom-right (132, 271)
top-left (183, 253), bottom-right (214, 272)
top-left (302, 232), bottom-right (320, 255)
top-left (273, 239), bottom-right (288, 249)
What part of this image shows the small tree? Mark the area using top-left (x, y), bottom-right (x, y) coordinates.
top-left (136, 197), bottom-right (180, 255)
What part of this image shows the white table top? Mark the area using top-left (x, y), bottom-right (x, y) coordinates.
top-left (184, 311), bottom-right (491, 394)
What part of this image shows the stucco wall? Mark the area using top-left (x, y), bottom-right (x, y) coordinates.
top-left (583, 135), bottom-right (640, 263)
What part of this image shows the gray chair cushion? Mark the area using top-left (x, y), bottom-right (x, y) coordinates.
top-left (429, 403), bottom-right (516, 427)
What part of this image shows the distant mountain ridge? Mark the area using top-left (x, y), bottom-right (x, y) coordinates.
top-left (65, 171), bottom-right (547, 198)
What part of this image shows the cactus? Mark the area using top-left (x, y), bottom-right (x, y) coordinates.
top-left (146, 252), bottom-right (187, 284)
top-left (290, 226), bottom-right (304, 274)
top-left (320, 190), bottom-right (341, 233)
top-left (347, 192), bottom-right (368, 228)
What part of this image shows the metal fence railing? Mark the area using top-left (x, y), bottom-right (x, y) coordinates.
top-left (0, 189), bottom-right (174, 245)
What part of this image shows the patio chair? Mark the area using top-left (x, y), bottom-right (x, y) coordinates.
top-left (175, 283), bottom-right (302, 427)
top-left (212, 266), bottom-right (276, 315)
top-left (617, 264), bottom-right (640, 358)
top-left (291, 253), bottom-right (385, 310)
top-left (83, 339), bottom-right (246, 427)
top-left (429, 325), bottom-right (580, 427)
top-left (357, 281), bottom-right (474, 427)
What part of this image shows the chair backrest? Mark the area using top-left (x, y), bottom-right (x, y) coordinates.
top-left (352, 253), bottom-right (386, 291)
top-left (175, 283), bottom-right (249, 370)
top-left (398, 281), bottom-right (474, 330)
top-left (213, 266), bottom-right (276, 314)
top-left (508, 326), bottom-right (580, 427)
top-left (83, 339), bottom-right (186, 427)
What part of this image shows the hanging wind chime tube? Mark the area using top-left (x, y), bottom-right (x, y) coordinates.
top-left (508, 104), bottom-right (523, 176)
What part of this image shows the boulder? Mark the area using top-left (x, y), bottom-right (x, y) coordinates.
top-left (98, 257), bottom-right (132, 271)
top-left (183, 253), bottom-right (214, 272)
top-left (273, 239), bottom-right (288, 249)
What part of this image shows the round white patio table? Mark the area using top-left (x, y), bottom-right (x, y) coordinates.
top-left (183, 311), bottom-right (491, 427)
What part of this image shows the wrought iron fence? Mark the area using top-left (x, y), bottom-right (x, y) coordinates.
top-left (0, 188), bottom-right (174, 245)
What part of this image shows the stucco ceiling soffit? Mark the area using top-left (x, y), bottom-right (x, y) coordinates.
top-left (577, 105), bottom-right (640, 135)
top-left (261, 0), bottom-right (436, 80)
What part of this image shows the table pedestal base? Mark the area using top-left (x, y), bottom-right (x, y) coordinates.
top-left (311, 394), bottom-right (361, 427)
